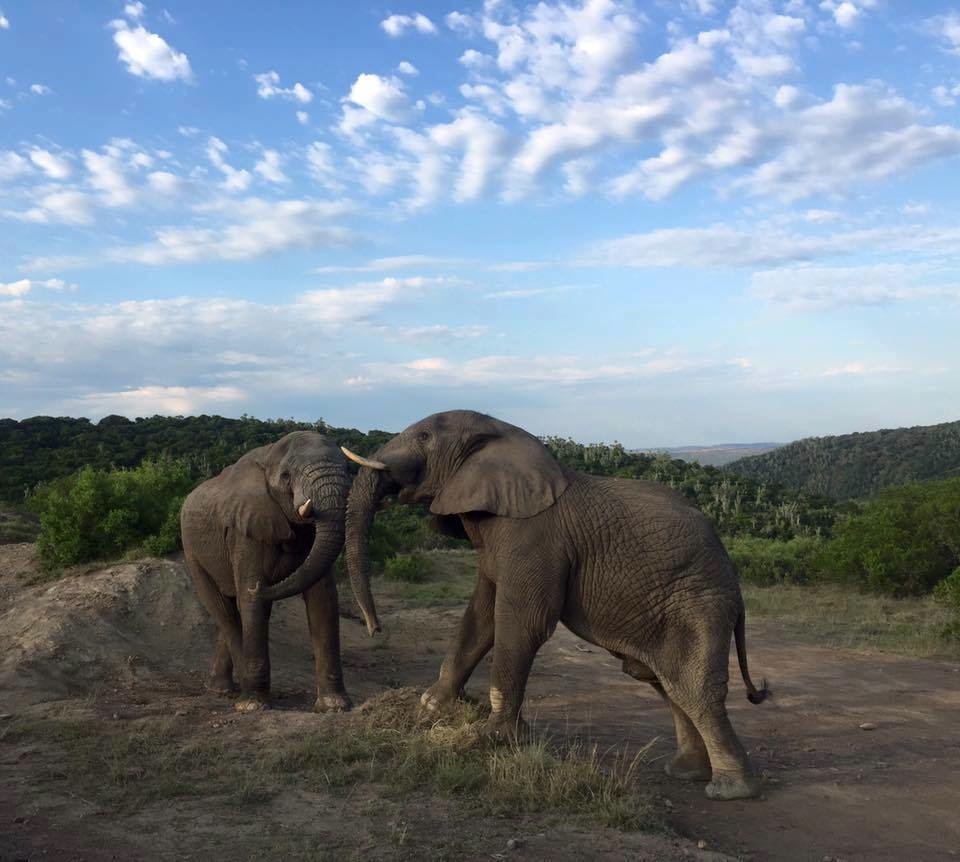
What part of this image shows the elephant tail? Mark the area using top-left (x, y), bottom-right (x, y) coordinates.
top-left (735, 608), bottom-right (770, 705)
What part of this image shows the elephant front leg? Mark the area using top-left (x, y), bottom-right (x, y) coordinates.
top-left (421, 573), bottom-right (496, 714)
top-left (483, 581), bottom-right (561, 743)
top-left (302, 577), bottom-right (352, 713)
top-left (236, 594), bottom-right (272, 712)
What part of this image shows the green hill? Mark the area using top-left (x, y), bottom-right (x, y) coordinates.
top-left (726, 419), bottom-right (960, 500)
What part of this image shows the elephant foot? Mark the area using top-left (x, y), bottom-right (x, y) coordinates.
top-left (315, 692), bottom-right (352, 713)
top-left (205, 675), bottom-right (237, 696)
top-left (664, 753), bottom-right (712, 782)
top-left (235, 695), bottom-right (270, 713)
top-left (483, 713), bottom-right (530, 745)
top-left (419, 684), bottom-right (460, 715)
top-left (705, 771), bottom-right (761, 801)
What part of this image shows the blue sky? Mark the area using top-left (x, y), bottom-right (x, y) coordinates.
top-left (2, 0), bottom-right (960, 445)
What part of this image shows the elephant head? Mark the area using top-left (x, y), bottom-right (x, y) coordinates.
top-left (217, 431), bottom-right (378, 634)
top-left (343, 411), bottom-right (570, 626)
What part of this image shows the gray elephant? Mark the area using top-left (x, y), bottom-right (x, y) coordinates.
top-left (342, 411), bottom-right (768, 801)
top-left (180, 431), bottom-right (379, 713)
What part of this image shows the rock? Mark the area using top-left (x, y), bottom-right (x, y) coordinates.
top-left (0, 713), bottom-right (13, 720)
top-left (697, 839), bottom-right (707, 850)
top-left (175, 709), bottom-right (187, 717)
top-left (506, 838), bottom-right (524, 851)
top-left (859, 722), bottom-right (878, 731)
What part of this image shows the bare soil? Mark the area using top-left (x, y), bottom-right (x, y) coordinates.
top-left (2, 544), bottom-right (959, 861)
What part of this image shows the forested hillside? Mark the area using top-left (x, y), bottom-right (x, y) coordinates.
top-left (726, 419), bottom-right (960, 500)
top-left (1, 415), bottom-right (836, 541)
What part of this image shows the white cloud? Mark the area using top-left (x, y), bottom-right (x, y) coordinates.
top-left (0, 150), bottom-right (30, 180)
top-left (299, 275), bottom-right (459, 325)
top-left (206, 136), bottom-right (252, 192)
top-left (296, 110), bottom-right (310, 125)
top-left (484, 284), bottom-right (586, 299)
top-left (751, 263), bottom-right (960, 310)
top-left (345, 74), bottom-right (411, 124)
top-left (19, 189), bottom-right (94, 225)
top-left (76, 385), bottom-right (246, 417)
top-left (397, 60), bottom-right (419, 76)
top-left (254, 70), bottom-right (312, 103)
top-left (82, 145), bottom-right (137, 206)
top-left (110, 19), bottom-right (192, 82)
top-left (445, 11), bottom-right (476, 34)
top-left (29, 147), bottom-right (71, 179)
top-left (147, 170), bottom-right (183, 195)
top-left (381, 13), bottom-right (437, 37)
top-left (312, 255), bottom-right (460, 274)
top-left (820, 0), bottom-right (877, 30)
top-left (0, 11), bottom-right (8, 29)
top-left (254, 149), bottom-right (287, 183)
top-left (736, 84), bottom-right (960, 201)
top-left (29, 83), bottom-right (52, 95)
top-left (108, 197), bottom-right (352, 265)
top-left (0, 278), bottom-right (71, 298)
top-left (925, 13), bottom-right (960, 56)
top-left (124, 1), bottom-right (146, 19)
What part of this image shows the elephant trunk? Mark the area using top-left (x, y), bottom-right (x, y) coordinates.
top-left (344, 465), bottom-right (387, 637)
top-left (257, 462), bottom-right (349, 603)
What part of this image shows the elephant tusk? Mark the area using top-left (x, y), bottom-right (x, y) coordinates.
top-left (341, 446), bottom-right (387, 471)
top-left (298, 498), bottom-right (313, 518)
top-left (247, 580), bottom-right (261, 596)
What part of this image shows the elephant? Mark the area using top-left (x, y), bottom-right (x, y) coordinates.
top-left (180, 431), bottom-right (379, 713)
top-left (341, 411), bottom-right (769, 801)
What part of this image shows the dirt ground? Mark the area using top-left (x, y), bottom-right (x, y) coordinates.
top-left (2, 544), bottom-right (959, 861)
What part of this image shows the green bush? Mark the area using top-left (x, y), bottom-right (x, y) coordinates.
top-left (934, 567), bottom-right (960, 640)
top-left (725, 535), bottom-right (823, 586)
top-left (28, 457), bottom-right (195, 569)
top-left (815, 478), bottom-right (960, 596)
top-left (383, 553), bottom-right (430, 583)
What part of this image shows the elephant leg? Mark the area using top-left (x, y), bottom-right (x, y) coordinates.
top-left (421, 572), bottom-right (496, 714)
top-left (484, 576), bottom-right (561, 742)
top-left (650, 682), bottom-right (711, 781)
top-left (184, 554), bottom-right (242, 693)
top-left (664, 669), bottom-right (760, 800)
top-left (236, 593), bottom-right (272, 712)
top-left (302, 577), bottom-right (351, 713)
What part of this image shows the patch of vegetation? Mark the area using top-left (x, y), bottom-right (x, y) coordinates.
top-left (378, 550), bottom-right (478, 608)
top-left (725, 535), bottom-right (824, 586)
top-left (742, 583), bottom-right (960, 658)
top-left (933, 567), bottom-right (960, 641)
top-left (0, 507), bottom-right (40, 544)
top-left (262, 689), bottom-right (659, 832)
top-left (27, 457), bottom-right (195, 570)
top-left (814, 477), bottom-right (960, 596)
top-left (383, 553), bottom-right (431, 583)
top-left (727, 418), bottom-right (960, 500)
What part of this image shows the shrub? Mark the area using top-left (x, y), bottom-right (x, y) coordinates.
top-left (725, 535), bottom-right (823, 586)
top-left (28, 457), bottom-right (195, 569)
top-left (934, 567), bottom-right (960, 640)
top-left (383, 553), bottom-right (430, 583)
top-left (814, 478), bottom-right (960, 596)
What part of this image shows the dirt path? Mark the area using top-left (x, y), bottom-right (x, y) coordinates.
top-left (2, 548), bottom-right (959, 861)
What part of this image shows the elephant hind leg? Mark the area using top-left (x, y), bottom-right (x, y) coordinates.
top-left (617, 656), bottom-right (710, 782)
top-left (649, 682), bottom-right (711, 782)
top-left (184, 554), bottom-right (242, 692)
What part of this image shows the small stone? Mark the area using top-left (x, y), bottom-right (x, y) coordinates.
top-left (112, 712), bottom-right (120, 720)
top-left (664, 798), bottom-right (674, 808)
top-left (859, 722), bottom-right (877, 731)
top-left (697, 839), bottom-right (707, 850)
top-left (0, 713), bottom-right (12, 721)
top-left (506, 838), bottom-right (523, 851)
top-left (175, 709), bottom-right (187, 717)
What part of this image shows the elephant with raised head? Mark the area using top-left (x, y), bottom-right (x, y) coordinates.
top-left (180, 431), bottom-right (379, 713)
top-left (343, 411), bottom-right (768, 801)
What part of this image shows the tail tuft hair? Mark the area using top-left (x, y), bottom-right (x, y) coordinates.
top-left (747, 678), bottom-right (770, 705)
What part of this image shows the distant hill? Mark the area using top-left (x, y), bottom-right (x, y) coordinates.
top-left (650, 443), bottom-right (782, 467)
top-left (726, 420), bottom-right (960, 500)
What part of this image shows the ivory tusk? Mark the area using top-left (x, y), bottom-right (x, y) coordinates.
top-left (340, 446), bottom-right (387, 471)
top-left (298, 498), bottom-right (313, 518)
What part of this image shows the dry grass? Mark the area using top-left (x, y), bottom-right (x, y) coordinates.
top-left (743, 582), bottom-right (960, 658)
top-left (3, 688), bottom-right (659, 833)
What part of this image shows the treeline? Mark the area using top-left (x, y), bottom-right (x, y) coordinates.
top-left (726, 418), bottom-right (960, 500)
top-left (2, 415), bottom-right (837, 541)
top-left (0, 414), bottom-right (393, 505)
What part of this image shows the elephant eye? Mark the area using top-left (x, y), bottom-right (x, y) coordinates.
top-left (417, 431), bottom-right (430, 443)
top-left (280, 470), bottom-right (291, 482)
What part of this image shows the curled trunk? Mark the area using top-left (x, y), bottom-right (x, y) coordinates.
top-left (257, 522), bottom-right (345, 603)
top-left (344, 466), bottom-right (388, 637)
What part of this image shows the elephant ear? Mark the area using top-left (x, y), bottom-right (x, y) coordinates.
top-left (213, 458), bottom-right (294, 543)
top-left (430, 431), bottom-right (570, 519)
